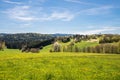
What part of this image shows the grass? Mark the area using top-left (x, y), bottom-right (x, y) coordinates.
top-left (0, 49), bottom-right (120, 80)
top-left (41, 40), bottom-right (99, 52)
top-left (75, 41), bottom-right (99, 49)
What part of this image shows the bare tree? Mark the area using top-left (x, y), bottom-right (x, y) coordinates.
top-left (53, 42), bottom-right (61, 52)
top-left (0, 41), bottom-right (6, 51)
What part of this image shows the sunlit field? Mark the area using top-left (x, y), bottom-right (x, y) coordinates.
top-left (0, 49), bottom-right (120, 80)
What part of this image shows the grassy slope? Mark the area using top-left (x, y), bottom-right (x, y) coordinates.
top-left (75, 41), bottom-right (99, 49)
top-left (41, 40), bottom-right (99, 52)
top-left (0, 49), bottom-right (120, 80)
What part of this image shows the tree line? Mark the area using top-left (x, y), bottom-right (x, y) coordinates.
top-left (50, 34), bottom-right (120, 54)
top-left (50, 41), bottom-right (120, 54)
top-left (21, 39), bottom-right (54, 53)
top-left (99, 34), bottom-right (120, 43)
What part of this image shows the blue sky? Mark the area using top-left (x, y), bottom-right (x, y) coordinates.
top-left (0, 0), bottom-right (120, 34)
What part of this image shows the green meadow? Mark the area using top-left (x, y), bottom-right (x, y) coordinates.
top-left (40, 41), bottom-right (99, 53)
top-left (0, 49), bottom-right (120, 80)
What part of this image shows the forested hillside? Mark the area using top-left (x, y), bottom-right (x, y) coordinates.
top-left (49, 34), bottom-right (120, 54)
top-left (0, 33), bottom-right (120, 54)
top-left (0, 33), bottom-right (54, 49)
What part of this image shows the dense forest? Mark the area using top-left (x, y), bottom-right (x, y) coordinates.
top-left (0, 33), bottom-right (54, 49)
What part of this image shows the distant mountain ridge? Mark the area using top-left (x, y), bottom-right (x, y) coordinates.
top-left (0, 33), bottom-right (73, 37)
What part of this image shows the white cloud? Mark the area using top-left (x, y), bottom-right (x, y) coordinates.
top-left (14, 17), bottom-right (34, 21)
top-left (4, 6), bottom-right (36, 21)
top-left (65, 0), bottom-right (96, 5)
top-left (3, 5), bottom-right (74, 22)
top-left (38, 11), bottom-right (75, 21)
top-left (28, 0), bottom-right (46, 4)
top-left (75, 27), bottom-right (118, 35)
top-left (2, 0), bottom-right (22, 5)
top-left (19, 23), bottom-right (32, 28)
top-left (77, 5), bottom-right (113, 15)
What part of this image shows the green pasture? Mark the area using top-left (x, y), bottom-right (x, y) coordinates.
top-left (0, 49), bottom-right (120, 80)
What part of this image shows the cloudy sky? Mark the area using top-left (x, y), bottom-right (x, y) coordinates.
top-left (0, 0), bottom-right (120, 34)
